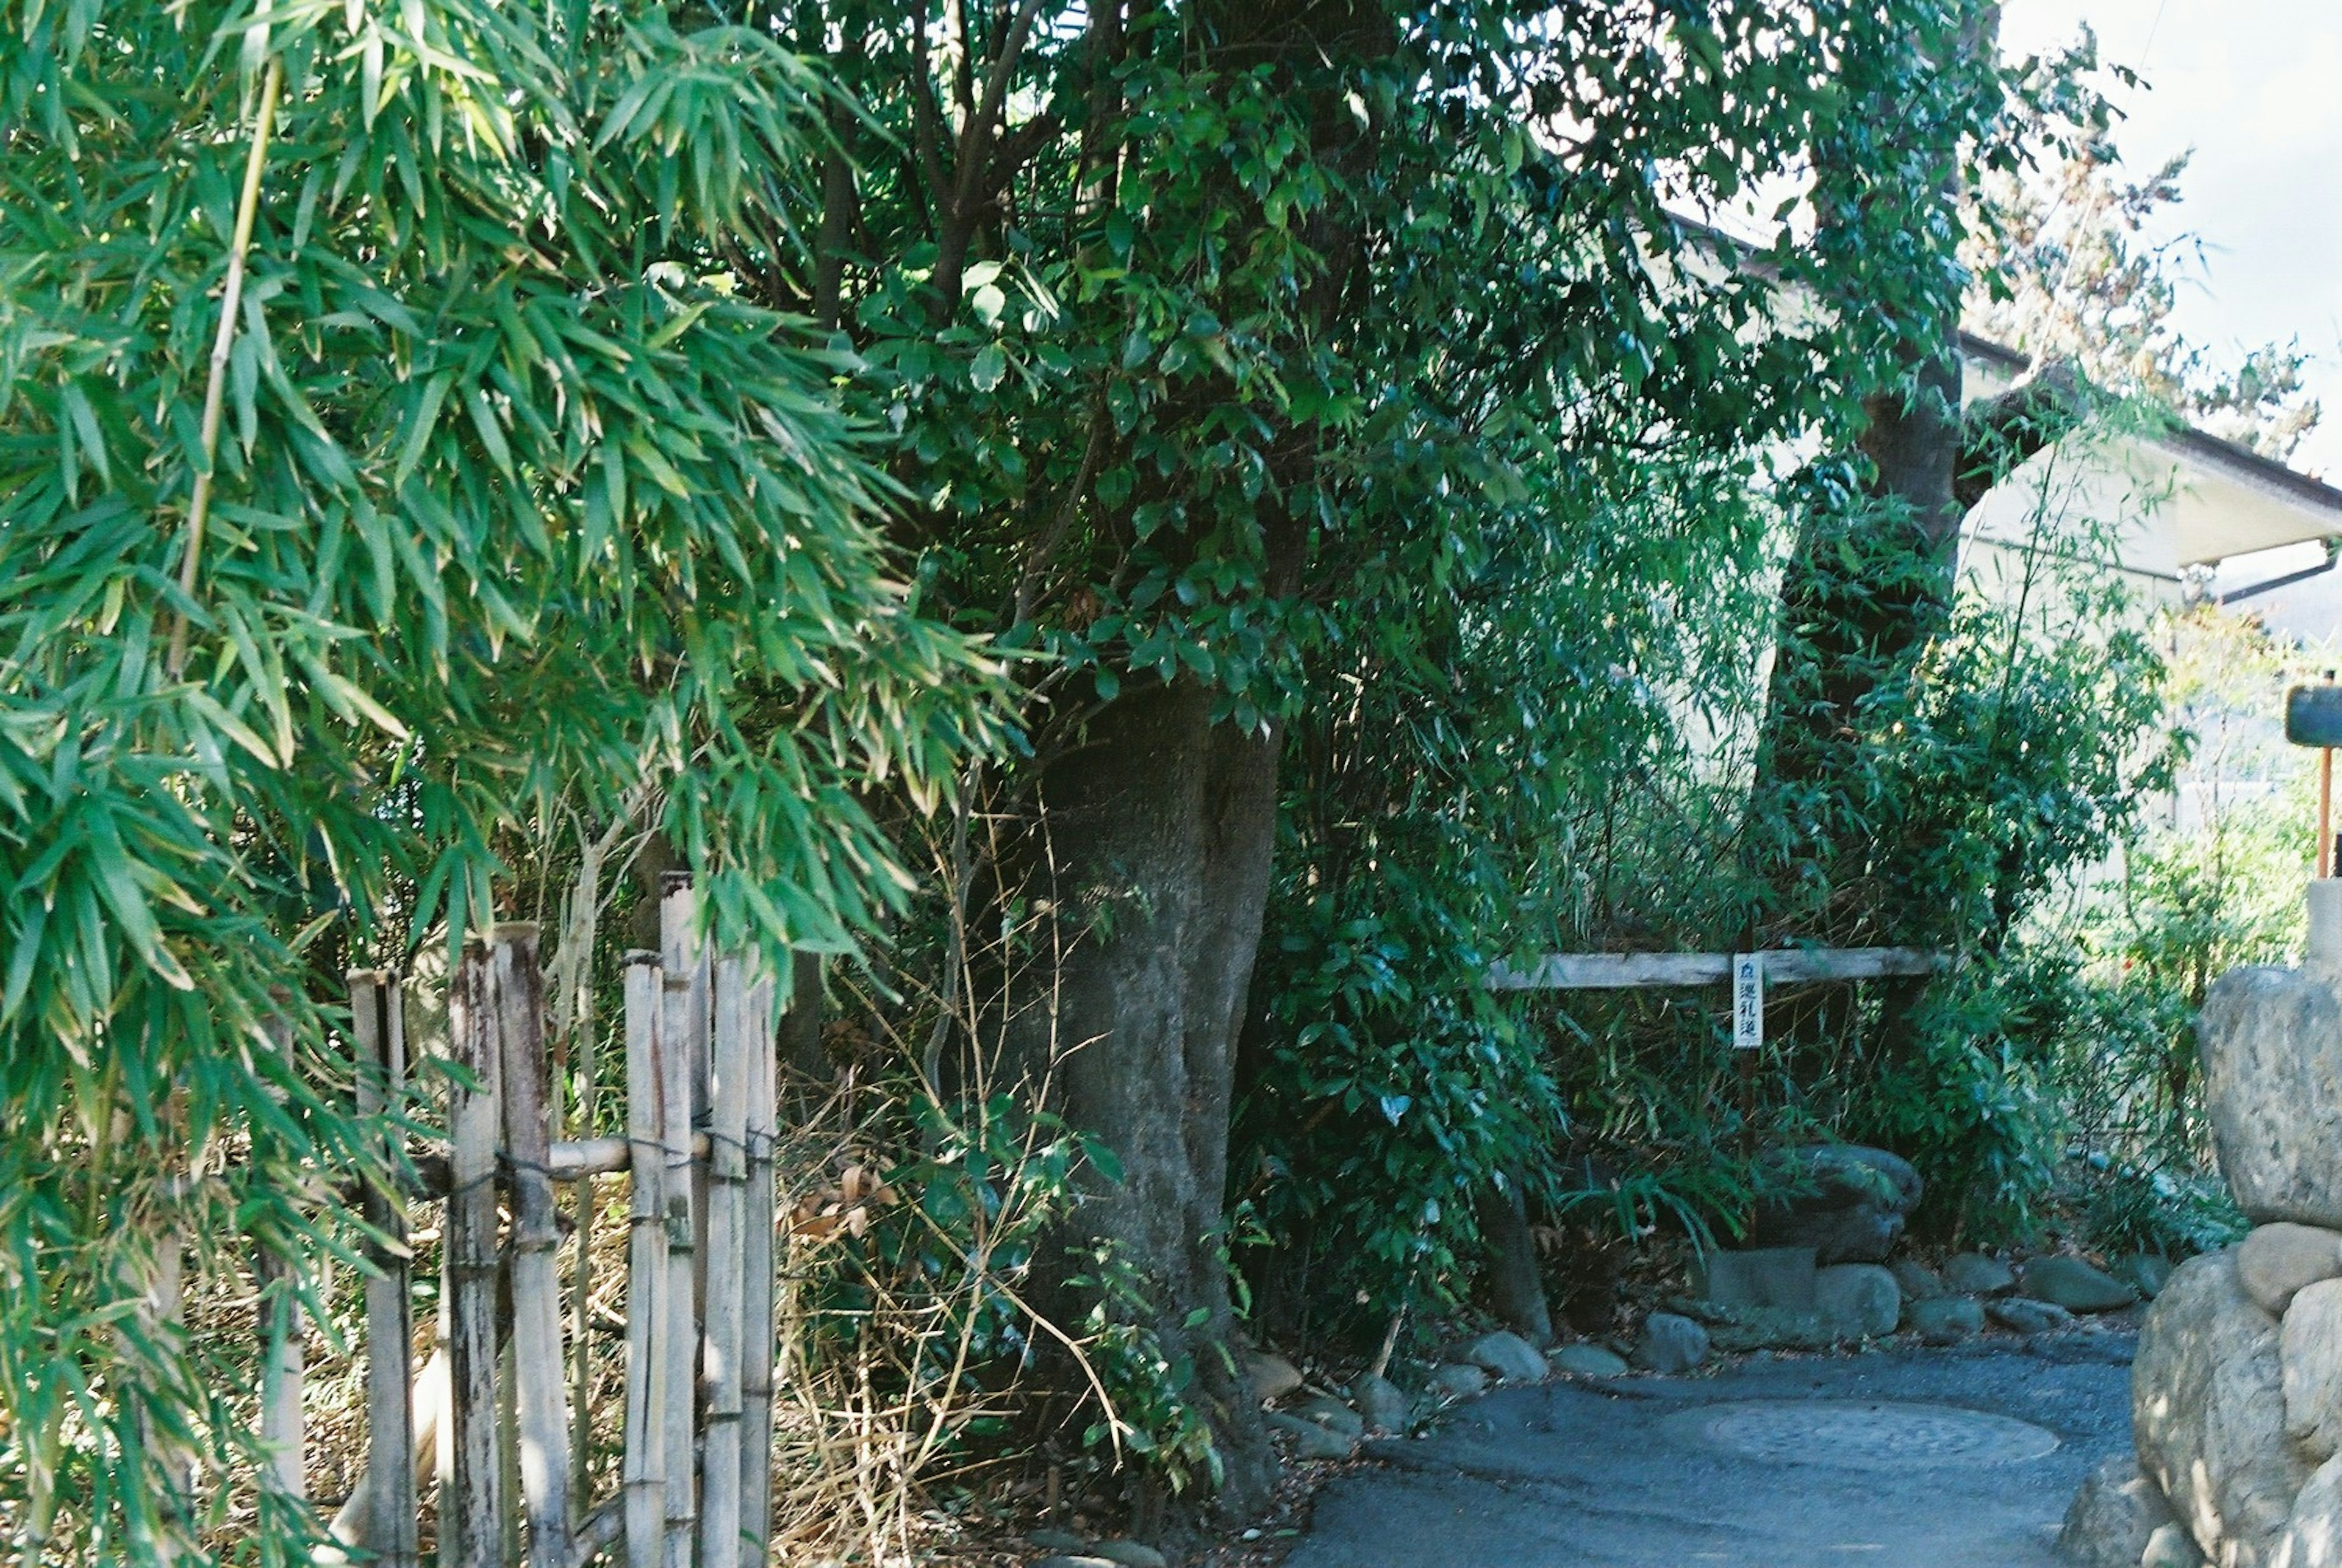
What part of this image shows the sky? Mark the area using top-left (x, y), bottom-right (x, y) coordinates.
top-left (1997, 2), bottom-right (2342, 479)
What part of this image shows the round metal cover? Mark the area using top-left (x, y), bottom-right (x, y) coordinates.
top-left (1670, 1399), bottom-right (2060, 1470)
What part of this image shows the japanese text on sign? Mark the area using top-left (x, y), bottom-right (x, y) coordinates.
top-left (1733, 953), bottom-right (1763, 1051)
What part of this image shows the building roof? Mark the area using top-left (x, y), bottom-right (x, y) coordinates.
top-left (1957, 334), bottom-right (2342, 567)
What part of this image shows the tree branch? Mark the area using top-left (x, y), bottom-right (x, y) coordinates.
top-left (935, 0), bottom-right (1048, 303)
top-left (1953, 360), bottom-right (2086, 513)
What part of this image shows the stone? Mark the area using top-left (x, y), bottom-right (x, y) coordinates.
top-left (1693, 1246), bottom-right (1819, 1311)
top-left (1242, 1348), bottom-right (1303, 1403)
top-left (1089, 1542), bottom-right (1169, 1568)
top-left (2201, 966), bottom-right (2342, 1226)
top-left (2133, 1249), bottom-right (2312, 1568)
top-left (2240, 1222), bottom-right (2342, 1316)
top-left (1032, 1558), bottom-right (1118, 1568)
top-left (1705, 1306), bottom-right (1837, 1353)
top-left (1548, 1343), bottom-right (1630, 1379)
top-left (2057, 1455), bottom-right (2186, 1568)
top-left (1749, 1145), bottom-right (1924, 1264)
top-left (2143, 1522), bottom-right (2210, 1567)
top-left (1287, 1394), bottom-right (1364, 1438)
top-left (1266, 1410), bottom-right (1355, 1460)
top-left (2285, 1278), bottom-right (2342, 1461)
top-left (1904, 1295), bottom-right (1985, 1344)
top-left (2116, 1254), bottom-right (2178, 1301)
top-left (1988, 1297), bottom-right (2073, 1335)
top-left (2021, 1256), bottom-right (2138, 1314)
top-left (1352, 1372), bottom-right (1410, 1433)
top-left (1632, 1311), bottom-right (1710, 1373)
top-left (1464, 1329), bottom-right (1553, 1383)
top-left (1891, 1258), bottom-right (1946, 1300)
top-left (1426, 1362), bottom-right (1489, 1399)
top-left (1030, 1530), bottom-right (1090, 1550)
top-left (2278, 1452), bottom-right (2342, 1568)
top-left (1943, 1253), bottom-right (2018, 1295)
top-left (1816, 1263), bottom-right (1902, 1339)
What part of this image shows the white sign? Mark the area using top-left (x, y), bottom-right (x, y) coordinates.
top-left (1733, 953), bottom-right (1763, 1051)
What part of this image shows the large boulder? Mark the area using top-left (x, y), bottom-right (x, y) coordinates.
top-left (1242, 1348), bottom-right (1303, 1403)
top-left (1463, 1330), bottom-right (1552, 1383)
top-left (2239, 1223), bottom-right (2342, 1317)
top-left (2058, 1455), bottom-right (2186, 1568)
top-left (1945, 1252), bottom-right (2019, 1295)
top-left (1816, 1264), bottom-right (1902, 1339)
top-left (2024, 1255), bottom-right (2140, 1314)
top-left (2285, 1279), bottom-right (2342, 1462)
top-left (1749, 1145), bottom-right (1923, 1264)
top-left (1548, 1343), bottom-right (1629, 1379)
top-left (1694, 1245), bottom-right (1819, 1310)
top-left (2279, 1454), bottom-right (2342, 1568)
top-left (2200, 968), bottom-right (2342, 1227)
top-left (1905, 1295), bottom-right (1985, 1344)
top-left (1632, 1312), bottom-right (1710, 1373)
top-left (2133, 1249), bottom-right (2313, 1567)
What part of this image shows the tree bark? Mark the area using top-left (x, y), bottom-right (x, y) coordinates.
top-left (1018, 677), bottom-right (1281, 1521)
top-left (1475, 1178), bottom-right (1553, 1347)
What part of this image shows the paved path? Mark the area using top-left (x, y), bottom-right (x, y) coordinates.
top-left (1286, 1337), bottom-right (2134, 1568)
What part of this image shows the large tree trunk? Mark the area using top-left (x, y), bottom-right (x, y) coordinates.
top-left (1475, 1178), bottom-right (1554, 1347)
top-left (1022, 677), bottom-right (1281, 1522)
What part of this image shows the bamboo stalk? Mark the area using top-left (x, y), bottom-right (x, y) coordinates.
top-left (697, 959), bottom-right (751, 1568)
top-left (167, 53), bottom-right (284, 676)
top-left (621, 953), bottom-right (670, 1568)
top-left (495, 925), bottom-right (574, 1568)
top-left (567, 996), bottom-right (598, 1511)
top-left (352, 970), bottom-right (421, 1568)
top-left (258, 1011), bottom-right (306, 1504)
top-left (446, 943), bottom-right (506, 1568)
top-left (662, 875), bottom-right (714, 1309)
top-left (325, 1348), bottom-right (448, 1555)
top-left (657, 881), bottom-right (702, 1568)
top-left (738, 970), bottom-right (779, 1566)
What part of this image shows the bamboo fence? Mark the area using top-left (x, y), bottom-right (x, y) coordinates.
top-left (316, 881), bottom-right (781, 1568)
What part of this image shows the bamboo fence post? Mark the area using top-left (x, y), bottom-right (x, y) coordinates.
top-left (446, 942), bottom-right (506, 1568)
top-left (494, 925), bottom-right (573, 1568)
top-left (351, 970), bottom-right (421, 1568)
top-left (657, 881), bottom-right (703, 1568)
top-left (698, 959), bottom-right (751, 1568)
top-left (257, 1011), bottom-right (306, 1504)
top-left (567, 992), bottom-right (599, 1509)
top-left (663, 875), bottom-right (714, 1308)
top-left (739, 969), bottom-right (779, 1567)
top-left (621, 953), bottom-right (671, 1568)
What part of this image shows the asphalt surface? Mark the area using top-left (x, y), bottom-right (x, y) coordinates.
top-left (1284, 1334), bottom-right (2135, 1568)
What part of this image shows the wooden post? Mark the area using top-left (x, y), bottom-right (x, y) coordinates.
top-left (739, 970), bottom-right (778, 1566)
top-left (257, 1011), bottom-right (306, 1505)
top-left (621, 953), bottom-right (670, 1568)
top-left (495, 925), bottom-right (574, 1568)
top-left (657, 881), bottom-right (702, 1568)
top-left (568, 991), bottom-right (600, 1509)
top-left (2322, 744), bottom-right (2334, 879)
top-left (698, 959), bottom-right (751, 1568)
top-left (351, 970), bottom-right (420, 1568)
top-left (446, 942), bottom-right (506, 1568)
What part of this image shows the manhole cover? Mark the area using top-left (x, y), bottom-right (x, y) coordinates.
top-left (1669, 1400), bottom-right (2060, 1470)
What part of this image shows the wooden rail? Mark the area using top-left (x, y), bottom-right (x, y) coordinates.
top-left (1486, 947), bottom-right (1943, 992)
